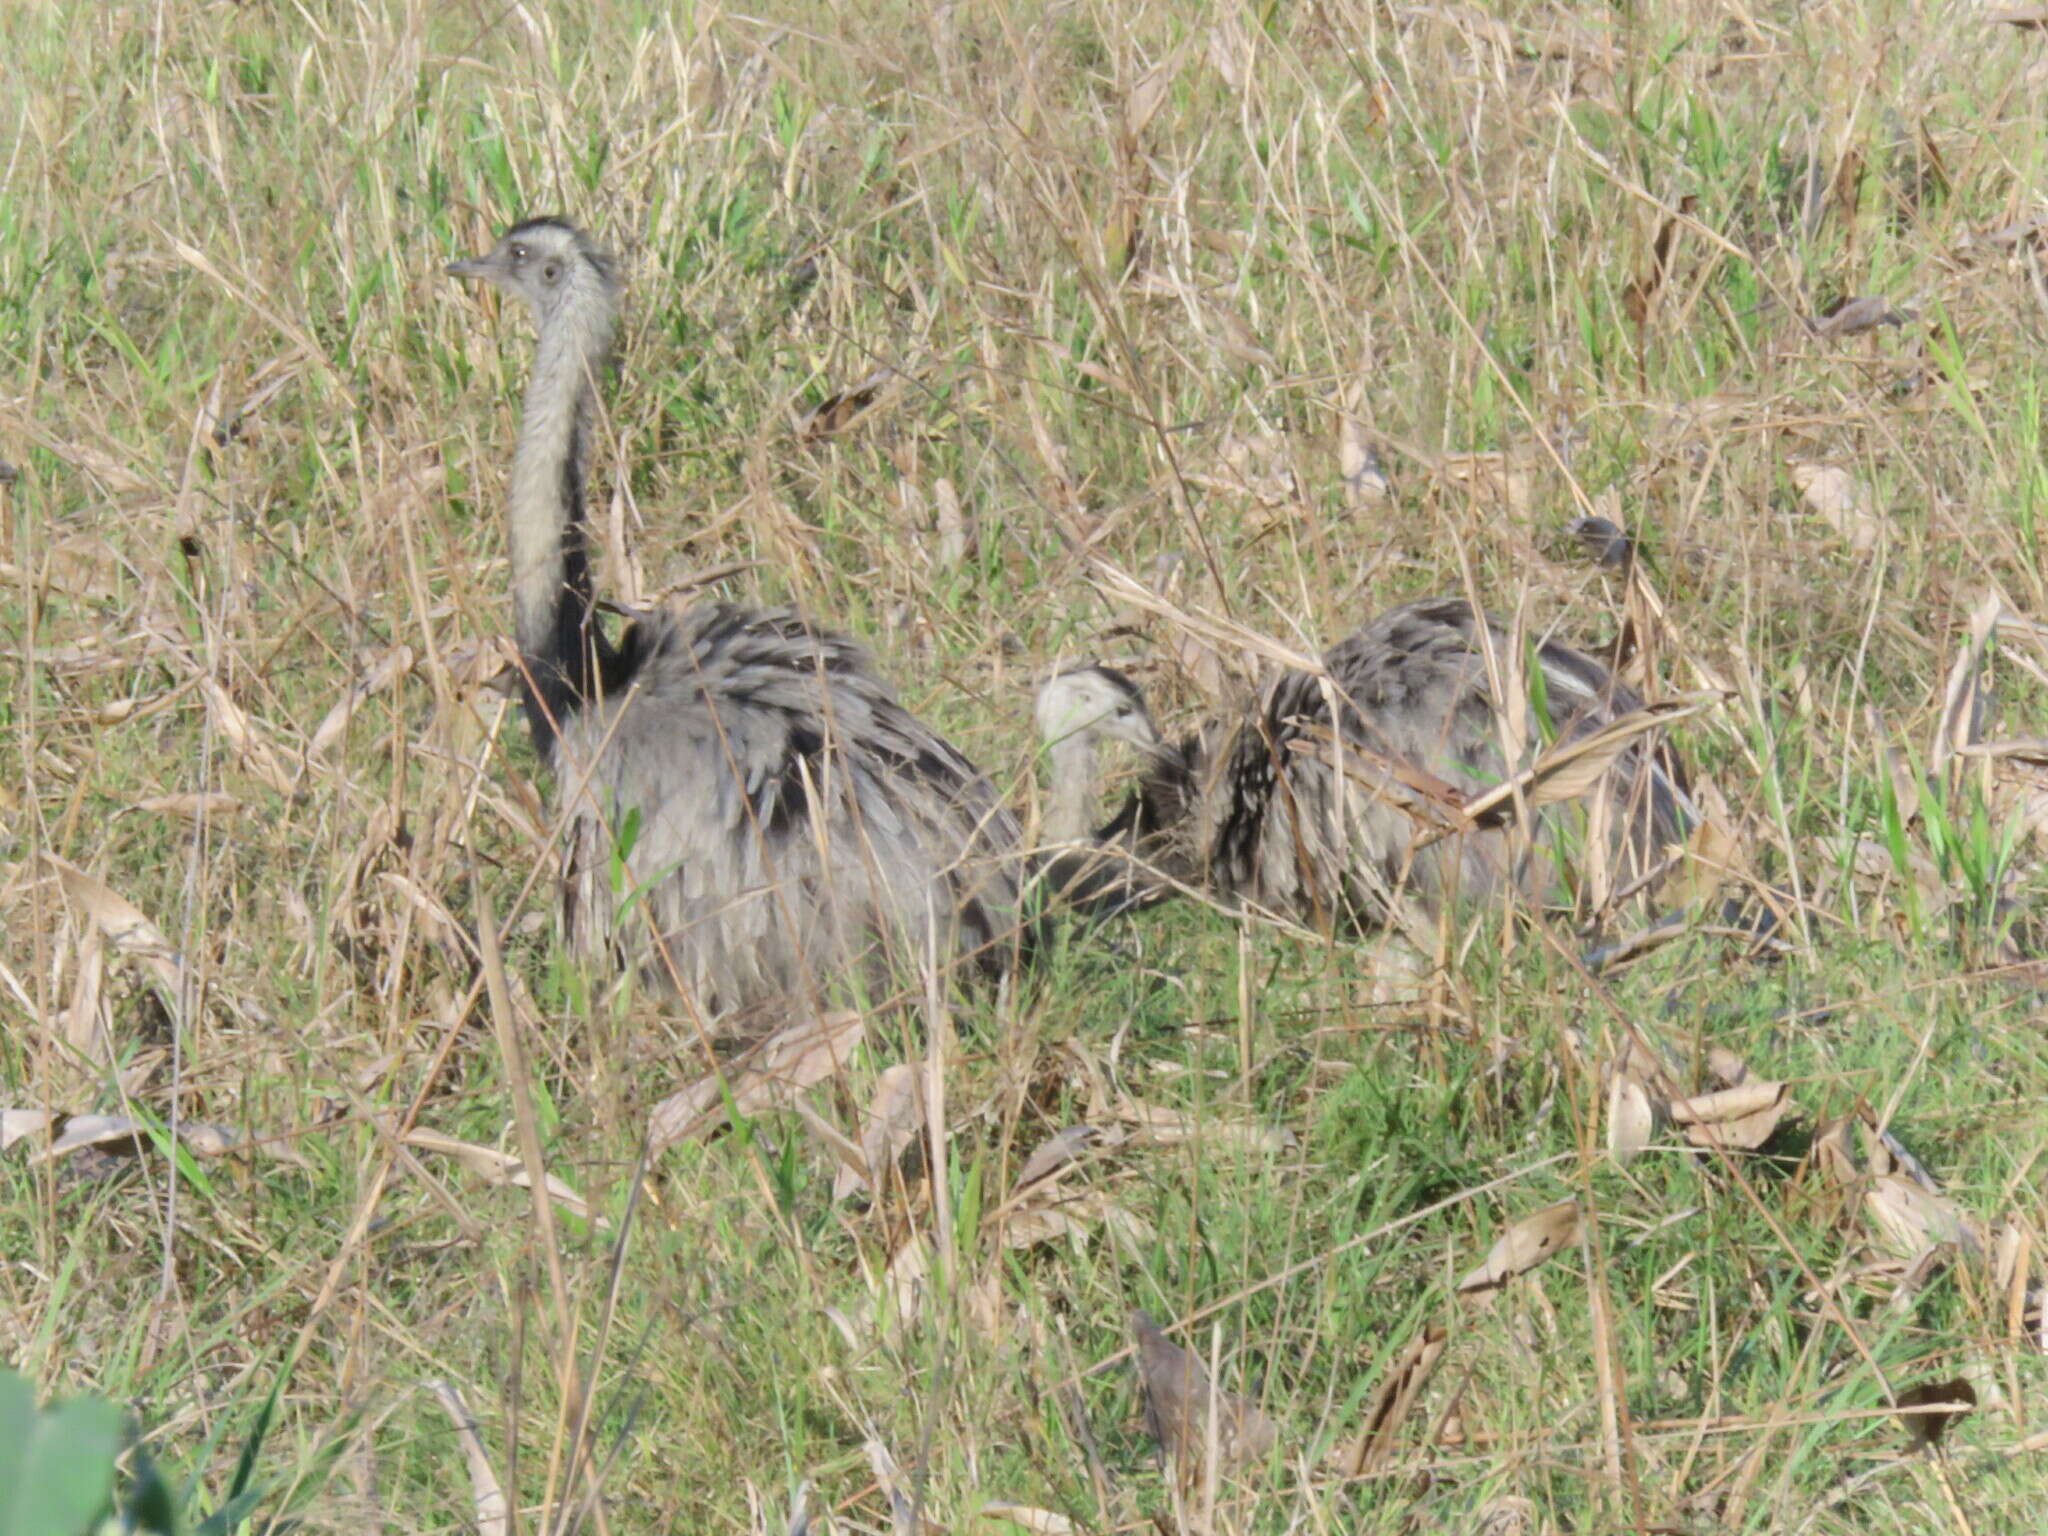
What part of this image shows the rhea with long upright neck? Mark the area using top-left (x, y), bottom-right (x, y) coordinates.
top-left (448, 217), bottom-right (625, 751)
top-left (446, 216), bottom-right (1029, 1013)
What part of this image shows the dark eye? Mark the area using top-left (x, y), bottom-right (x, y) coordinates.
top-left (508, 242), bottom-right (528, 264)
top-left (541, 260), bottom-right (562, 283)
top-left (1116, 703), bottom-right (1134, 717)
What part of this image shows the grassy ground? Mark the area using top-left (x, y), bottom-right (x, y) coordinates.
top-left (6, 0), bottom-right (2048, 1530)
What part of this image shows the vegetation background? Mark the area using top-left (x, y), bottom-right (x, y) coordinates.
top-left (5, 0), bottom-right (2048, 1530)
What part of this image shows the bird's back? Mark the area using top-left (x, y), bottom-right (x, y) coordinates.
top-left (556, 601), bottom-right (1023, 1012)
top-left (1205, 597), bottom-right (1685, 927)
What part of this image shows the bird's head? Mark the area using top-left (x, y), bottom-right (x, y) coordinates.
top-left (1035, 665), bottom-right (1162, 755)
top-left (446, 216), bottom-right (620, 325)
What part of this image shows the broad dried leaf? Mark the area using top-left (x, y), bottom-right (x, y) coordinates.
top-left (44, 853), bottom-right (184, 1000)
top-left (134, 792), bottom-right (243, 822)
top-left (980, 1504), bottom-right (1077, 1534)
top-left (649, 1010), bottom-right (866, 1151)
top-left (1988, 6), bottom-right (2048, 28)
top-left (200, 677), bottom-right (298, 795)
top-left (1790, 461), bottom-right (1885, 552)
top-left (402, 1126), bottom-right (602, 1222)
top-left (1606, 1075), bottom-right (1655, 1161)
top-left (1113, 1098), bottom-right (1297, 1155)
top-left (1621, 194), bottom-right (1698, 327)
top-left (1010, 1125), bottom-right (1102, 1195)
top-left (1123, 46), bottom-right (1185, 141)
top-left (0, 1109), bottom-right (57, 1151)
top-left (794, 367), bottom-right (899, 440)
top-left (1002, 1188), bottom-right (1154, 1251)
top-left (1669, 1080), bottom-right (1795, 1151)
top-left (1473, 1495), bottom-right (1544, 1536)
top-left (1329, 1324), bottom-right (1447, 1476)
top-left (833, 1063), bottom-right (926, 1201)
top-left (1706, 1046), bottom-right (1750, 1088)
top-left (1814, 295), bottom-right (1912, 339)
top-left (1932, 591), bottom-right (2002, 777)
top-left (1458, 1200), bottom-right (1581, 1296)
top-left (1867, 1173), bottom-right (1984, 1259)
top-left (1436, 451), bottom-right (1533, 517)
top-left (1130, 1310), bottom-right (1278, 1471)
top-left (308, 645), bottom-right (418, 760)
top-left (864, 1438), bottom-right (919, 1536)
top-left (1451, 697), bottom-right (1717, 833)
top-left (426, 1380), bottom-right (509, 1536)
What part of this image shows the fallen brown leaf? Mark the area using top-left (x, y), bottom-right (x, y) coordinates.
top-left (1328, 1324), bottom-right (1447, 1476)
top-left (648, 1010), bottom-right (867, 1151)
top-left (1790, 461), bottom-right (1885, 553)
top-left (1669, 1080), bottom-right (1795, 1151)
top-left (1458, 1200), bottom-right (1581, 1296)
top-left (1131, 1310), bottom-right (1278, 1474)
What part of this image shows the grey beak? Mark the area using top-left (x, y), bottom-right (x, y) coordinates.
top-left (445, 255), bottom-right (494, 280)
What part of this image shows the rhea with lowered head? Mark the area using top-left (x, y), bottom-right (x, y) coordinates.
top-left (1038, 598), bottom-right (1692, 932)
top-left (448, 217), bottom-right (1022, 1013)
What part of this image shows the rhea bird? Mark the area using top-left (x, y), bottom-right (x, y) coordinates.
top-left (1037, 597), bottom-right (1693, 932)
top-left (447, 217), bottom-right (1023, 1012)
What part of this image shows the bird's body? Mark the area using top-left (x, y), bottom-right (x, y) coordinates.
top-left (1043, 597), bottom-right (1690, 930)
top-left (451, 218), bottom-right (1021, 1012)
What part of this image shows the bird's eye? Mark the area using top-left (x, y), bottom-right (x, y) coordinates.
top-left (508, 242), bottom-right (528, 264)
top-left (541, 260), bottom-right (562, 284)
top-left (1116, 703), bottom-right (1134, 717)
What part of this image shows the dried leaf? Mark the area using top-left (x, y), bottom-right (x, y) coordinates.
top-left (980, 1504), bottom-right (1077, 1534)
top-left (426, 1380), bottom-right (509, 1536)
top-left (1328, 1324), bottom-right (1447, 1476)
top-left (1669, 1080), bottom-right (1795, 1151)
top-left (832, 1063), bottom-right (926, 1201)
top-left (1867, 1173), bottom-right (1984, 1259)
top-left (1450, 697), bottom-right (1718, 833)
top-left (134, 792), bottom-right (243, 822)
top-left (402, 1126), bottom-right (603, 1222)
top-left (43, 853), bottom-right (184, 1002)
top-left (794, 367), bottom-right (899, 440)
top-left (1002, 1187), bottom-right (1154, 1251)
top-left (1472, 1496), bottom-right (1542, 1536)
top-left (1606, 1074), bottom-right (1655, 1161)
top-left (866, 1438), bottom-right (927, 1535)
top-left (1987, 6), bottom-right (2048, 28)
top-left (1010, 1125), bottom-right (1102, 1195)
top-left (307, 645), bottom-right (418, 760)
top-left (932, 477), bottom-right (970, 570)
top-left (1931, 591), bottom-right (2003, 777)
top-left (1458, 1200), bottom-right (1581, 1296)
top-left (1123, 46), bottom-right (1185, 141)
top-left (1814, 295), bottom-right (1912, 339)
top-left (1621, 194), bottom-right (1699, 328)
top-left (1893, 1378), bottom-right (1976, 1450)
top-left (1131, 1310), bottom-right (1278, 1472)
top-left (648, 1010), bottom-right (866, 1151)
top-left (0, 1109), bottom-right (58, 1151)
top-left (1436, 450), bottom-right (1534, 517)
top-left (1790, 461), bottom-right (1885, 553)
top-left (879, 1234), bottom-right (933, 1333)
top-left (201, 677), bottom-right (298, 795)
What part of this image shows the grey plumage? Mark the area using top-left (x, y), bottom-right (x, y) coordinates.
top-left (1040, 598), bottom-right (1691, 930)
top-left (450, 218), bottom-right (1021, 1010)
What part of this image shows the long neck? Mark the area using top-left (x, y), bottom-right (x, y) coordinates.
top-left (508, 298), bottom-right (617, 753)
top-left (1044, 734), bottom-right (1101, 843)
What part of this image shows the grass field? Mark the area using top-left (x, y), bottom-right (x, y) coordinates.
top-left (6, 1), bottom-right (2048, 1530)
